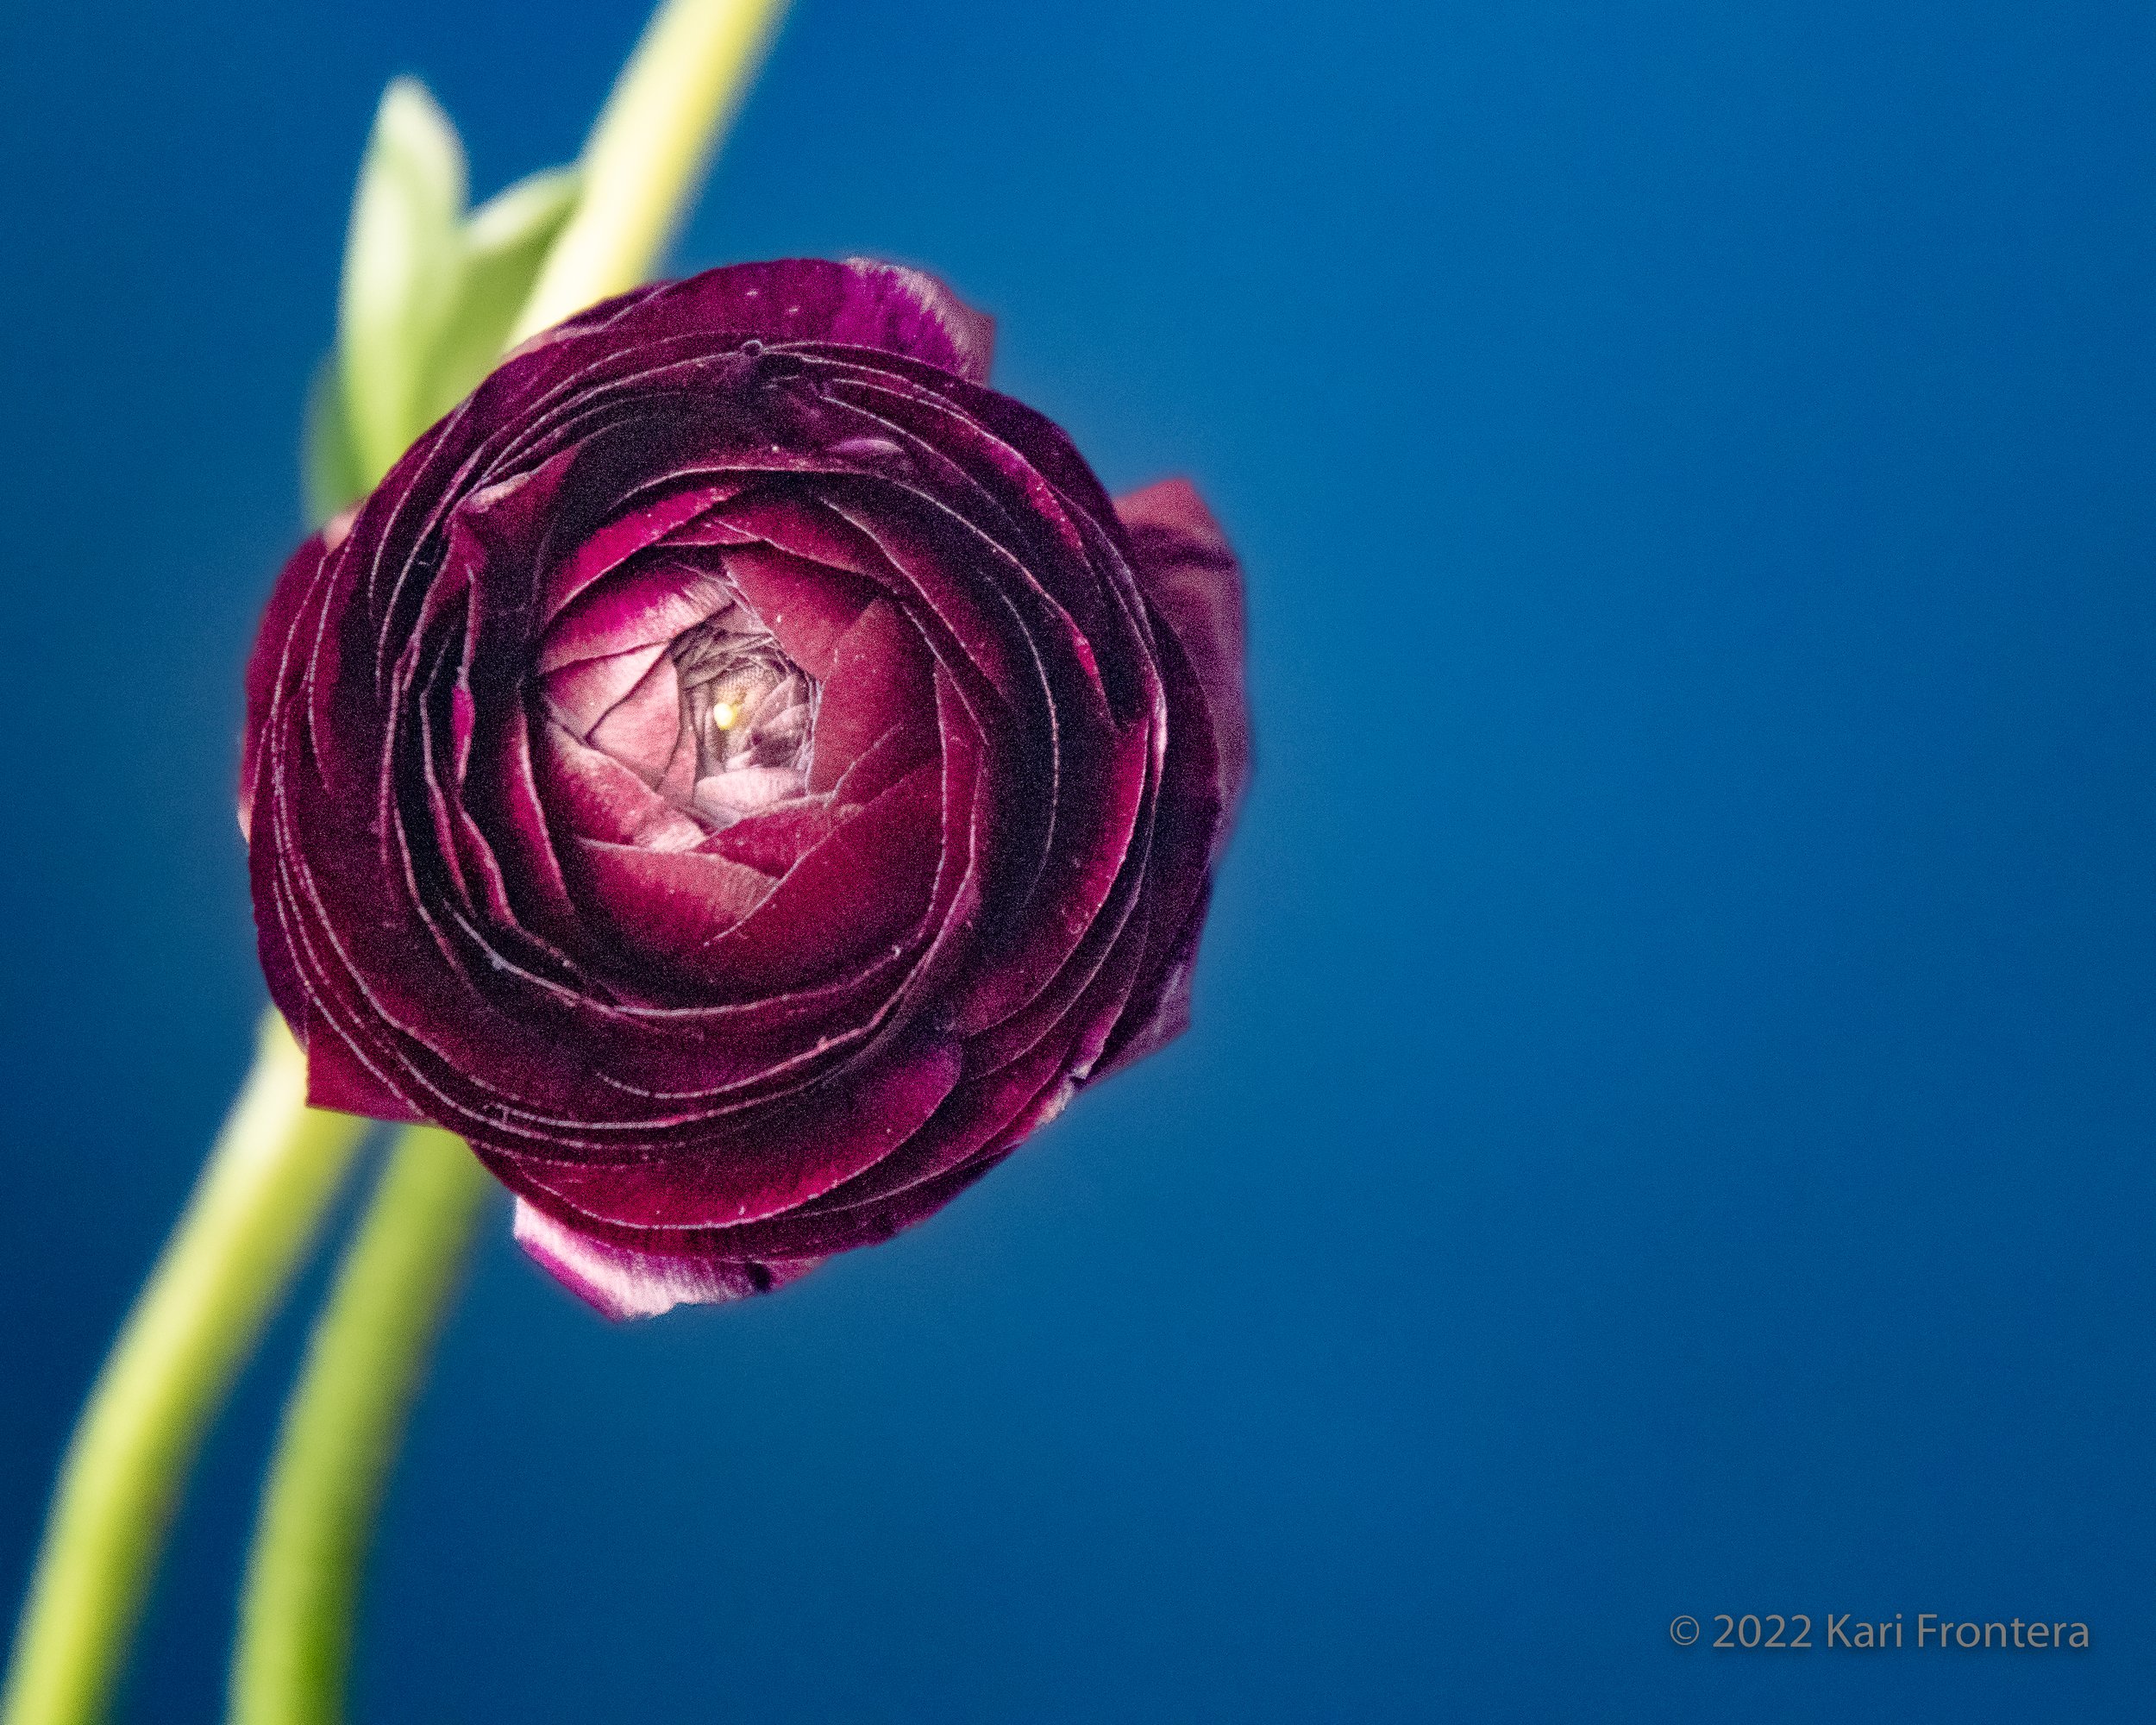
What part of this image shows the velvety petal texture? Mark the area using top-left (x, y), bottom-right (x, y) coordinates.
top-left (245, 258), bottom-right (1248, 1317)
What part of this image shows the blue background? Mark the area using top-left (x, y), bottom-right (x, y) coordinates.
top-left (3, 1), bottom-right (2153, 1719)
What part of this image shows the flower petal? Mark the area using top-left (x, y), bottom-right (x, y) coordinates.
top-left (512, 1198), bottom-right (822, 1319)
top-left (1116, 478), bottom-right (1250, 825)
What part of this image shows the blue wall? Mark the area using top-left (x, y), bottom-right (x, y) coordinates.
top-left (3, 2), bottom-right (2153, 1718)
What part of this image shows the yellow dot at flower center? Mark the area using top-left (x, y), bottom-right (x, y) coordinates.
top-left (713, 700), bottom-right (740, 731)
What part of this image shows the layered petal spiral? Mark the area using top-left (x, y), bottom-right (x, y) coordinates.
top-left (244, 259), bottom-right (1247, 1316)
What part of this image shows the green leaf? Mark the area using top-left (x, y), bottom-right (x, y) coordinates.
top-left (337, 77), bottom-right (469, 488)
top-left (300, 354), bottom-right (365, 530)
top-left (419, 166), bottom-right (582, 428)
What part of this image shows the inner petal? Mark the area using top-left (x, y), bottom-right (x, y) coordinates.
top-left (587, 652), bottom-right (684, 783)
top-left (524, 543), bottom-right (955, 995)
top-left (671, 599), bottom-right (819, 829)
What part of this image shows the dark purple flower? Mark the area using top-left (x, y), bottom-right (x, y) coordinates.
top-left (243, 259), bottom-right (1248, 1317)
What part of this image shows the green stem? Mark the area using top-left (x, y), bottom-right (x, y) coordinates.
top-left (226, 1128), bottom-right (492, 1725)
top-left (1, 1017), bottom-right (370, 1725)
top-left (508, 0), bottom-right (791, 343)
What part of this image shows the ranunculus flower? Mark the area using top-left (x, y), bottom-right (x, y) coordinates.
top-left (243, 259), bottom-right (1248, 1317)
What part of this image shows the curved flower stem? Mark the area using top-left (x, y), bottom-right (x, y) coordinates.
top-left (226, 1127), bottom-right (492, 1725)
top-left (0, 1018), bottom-right (369, 1725)
top-left (509, 0), bottom-right (791, 343)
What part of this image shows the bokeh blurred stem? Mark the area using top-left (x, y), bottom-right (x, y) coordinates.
top-left (0, 1018), bottom-right (369, 1725)
top-left (511, 0), bottom-right (791, 343)
top-left (225, 1130), bottom-right (492, 1725)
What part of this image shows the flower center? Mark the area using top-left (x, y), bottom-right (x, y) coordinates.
top-left (671, 600), bottom-right (817, 826)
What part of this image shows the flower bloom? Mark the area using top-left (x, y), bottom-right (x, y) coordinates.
top-left (243, 260), bottom-right (1248, 1316)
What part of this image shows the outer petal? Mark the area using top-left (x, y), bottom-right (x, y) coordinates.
top-left (1116, 479), bottom-right (1251, 827)
top-left (240, 523), bottom-right (335, 843)
top-left (537, 258), bottom-right (995, 384)
top-left (513, 1199), bottom-right (823, 1319)
top-left (304, 1008), bottom-right (426, 1122)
